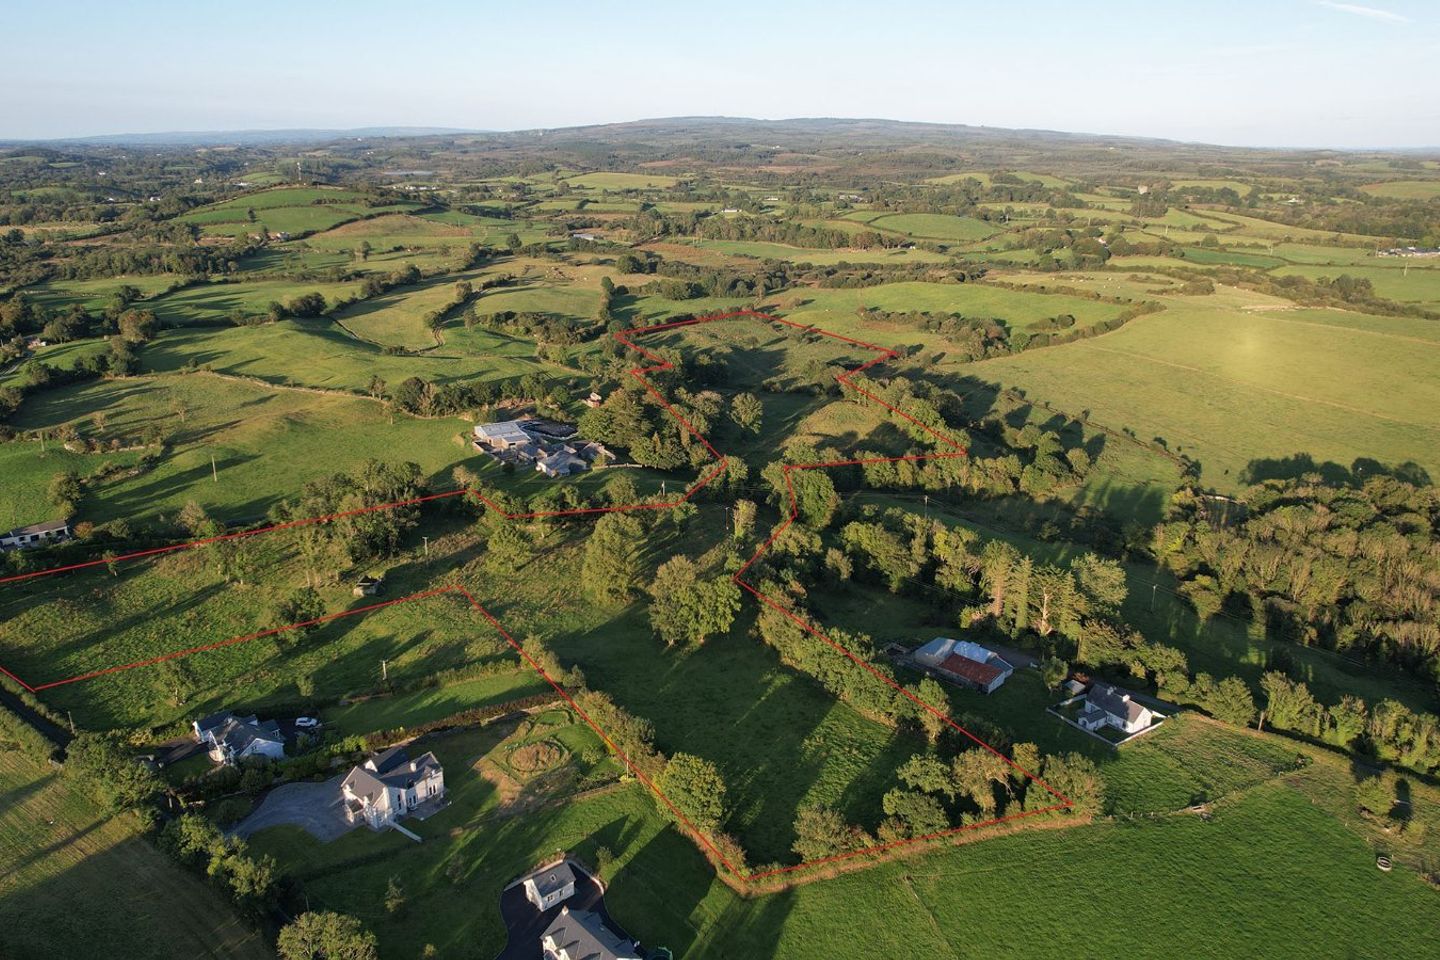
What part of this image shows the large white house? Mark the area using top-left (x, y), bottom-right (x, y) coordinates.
top-left (1077, 683), bottom-right (1158, 734)
top-left (541, 906), bottom-right (642, 960)
top-left (913, 637), bottom-right (1015, 694)
top-left (0, 519), bottom-right (72, 551)
top-left (192, 710), bottom-right (286, 765)
top-left (341, 746), bottom-right (445, 830)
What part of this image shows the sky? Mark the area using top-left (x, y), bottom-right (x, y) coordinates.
top-left (3, 0), bottom-right (1438, 148)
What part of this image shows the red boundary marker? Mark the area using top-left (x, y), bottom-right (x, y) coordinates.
top-left (0, 308), bottom-right (1071, 878)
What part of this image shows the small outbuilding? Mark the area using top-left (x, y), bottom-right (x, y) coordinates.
top-left (522, 860), bottom-right (577, 910)
top-left (353, 575), bottom-right (384, 598)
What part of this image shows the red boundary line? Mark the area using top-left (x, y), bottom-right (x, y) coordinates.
top-left (0, 308), bottom-right (1071, 879)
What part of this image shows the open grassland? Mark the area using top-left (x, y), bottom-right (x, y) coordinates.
top-left (335, 271), bottom-right (486, 349)
top-left (315, 212), bottom-right (476, 241)
top-left (150, 278), bottom-right (365, 325)
top-left (26, 274), bottom-right (178, 312)
top-left (5, 372), bottom-right (475, 525)
top-left (865, 212), bottom-right (1001, 241)
top-left (1270, 262), bottom-right (1440, 307)
top-left (178, 186), bottom-right (421, 238)
top-left (0, 441), bottom-right (138, 530)
top-left (320, 670), bottom-right (549, 736)
top-left (763, 280), bottom-right (1129, 344)
top-left (689, 238), bottom-right (953, 265)
top-left (565, 172), bottom-right (679, 189)
top-left (1, 338), bottom-right (112, 385)
top-left (140, 319), bottom-right (560, 393)
top-left (965, 286), bottom-right (1440, 491)
top-left (1359, 180), bottom-right (1440, 200)
top-left (0, 532), bottom-right (526, 729)
top-left (0, 751), bottom-right (273, 960)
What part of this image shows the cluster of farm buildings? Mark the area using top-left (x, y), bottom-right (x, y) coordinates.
top-left (909, 636), bottom-right (1162, 739)
top-left (472, 417), bottom-right (612, 478)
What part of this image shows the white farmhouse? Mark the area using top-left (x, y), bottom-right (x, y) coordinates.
top-left (1078, 683), bottom-right (1157, 735)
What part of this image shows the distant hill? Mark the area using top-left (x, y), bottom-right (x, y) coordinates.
top-left (0, 126), bottom-right (481, 147)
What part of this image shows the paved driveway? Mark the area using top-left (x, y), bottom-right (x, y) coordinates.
top-left (231, 775), bottom-right (354, 842)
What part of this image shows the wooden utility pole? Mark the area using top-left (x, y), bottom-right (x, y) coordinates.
top-left (381, 659), bottom-right (388, 682)
top-left (211, 454), bottom-right (218, 483)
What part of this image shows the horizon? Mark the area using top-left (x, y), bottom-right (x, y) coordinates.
top-left (5, 114), bottom-right (1440, 154)
top-left (3, 0), bottom-right (1438, 149)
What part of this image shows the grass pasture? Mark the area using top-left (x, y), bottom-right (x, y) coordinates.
top-left (0, 539), bottom-right (524, 729)
top-left (1359, 180), bottom-right (1440, 200)
top-left (689, 238), bottom-right (953, 265)
top-left (141, 318), bottom-right (559, 393)
top-left (4, 371), bottom-right (477, 526)
top-left (149, 277), bottom-right (365, 325)
top-left (865, 212), bottom-right (1000, 242)
top-left (565, 172), bottom-right (679, 190)
top-left (26, 274), bottom-right (178, 312)
top-left (964, 286), bottom-right (1440, 491)
top-left (178, 186), bottom-right (419, 238)
top-left (0, 751), bottom-right (272, 960)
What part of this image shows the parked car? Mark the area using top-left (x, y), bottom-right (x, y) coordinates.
top-left (294, 717), bottom-right (321, 729)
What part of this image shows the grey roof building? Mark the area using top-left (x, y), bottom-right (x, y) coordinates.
top-left (523, 860), bottom-right (578, 910)
top-left (1079, 683), bottom-right (1158, 734)
top-left (192, 710), bottom-right (285, 765)
top-left (341, 746), bottom-right (445, 829)
top-left (541, 906), bottom-right (642, 960)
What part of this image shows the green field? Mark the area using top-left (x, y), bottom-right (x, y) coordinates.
top-left (1359, 180), bottom-right (1440, 200)
top-left (26, 274), bottom-right (179, 312)
top-left (150, 278), bottom-right (365, 325)
top-left (690, 238), bottom-right (953, 265)
top-left (0, 751), bottom-right (272, 960)
top-left (178, 186), bottom-right (420, 238)
top-left (1270, 262), bottom-right (1440, 307)
top-left (766, 281), bottom-right (1129, 343)
top-left (4, 372), bottom-right (476, 526)
top-left (964, 286), bottom-right (1440, 491)
top-left (866, 212), bottom-right (1001, 241)
top-left (140, 318), bottom-right (560, 393)
top-left (565, 172), bottom-right (679, 189)
top-left (321, 670), bottom-right (550, 735)
top-left (0, 541), bottom-right (525, 729)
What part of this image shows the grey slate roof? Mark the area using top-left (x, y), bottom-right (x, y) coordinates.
top-left (527, 861), bottom-right (577, 899)
top-left (342, 748), bottom-right (443, 805)
top-left (542, 906), bottom-right (639, 960)
top-left (216, 715), bottom-right (282, 754)
top-left (1085, 684), bottom-right (1150, 725)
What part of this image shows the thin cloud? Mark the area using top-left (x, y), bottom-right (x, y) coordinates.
top-left (1317, 1), bottom-right (1410, 23)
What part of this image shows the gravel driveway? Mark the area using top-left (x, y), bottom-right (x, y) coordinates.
top-left (231, 775), bottom-right (355, 842)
